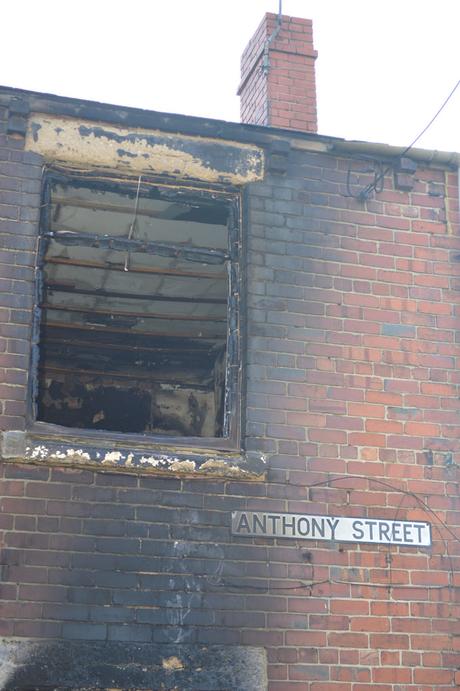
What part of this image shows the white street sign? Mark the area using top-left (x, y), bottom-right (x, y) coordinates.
top-left (232, 511), bottom-right (431, 547)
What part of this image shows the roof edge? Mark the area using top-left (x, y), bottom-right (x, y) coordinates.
top-left (0, 85), bottom-right (458, 167)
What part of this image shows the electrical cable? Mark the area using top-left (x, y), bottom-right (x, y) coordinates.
top-left (354, 77), bottom-right (460, 201)
top-left (134, 473), bottom-right (460, 598)
top-left (124, 173), bottom-right (142, 271)
top-left (220, 578), bottom-right (458, 593)
top-left (346, 156), bottom-right (384, 199)
top-left (262, 0), bottom-right (283, 76)
top-left (215, 473), bottom-right (460, 595)
top-left (307, 474), bottom-right (460, 545)
top-left (400, 77), bottom-right (460, 158)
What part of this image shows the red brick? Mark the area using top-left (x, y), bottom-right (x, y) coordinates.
top-left (0, 84), bottom-right (459, 691)
top-left (370, 633), bottom-right (409, 649)
top-left (349, 432), bottom-right (386, 447)
top-left (412, 220), bottom-right (447, 233)
top-left (365, 419), bottom-right (403, 434)
top-left (331, 600), bottom-right (369, 615)
top-left (413, 668), bottom-right (453, 684)
top-left (373, 668), bottom-right (411, 683)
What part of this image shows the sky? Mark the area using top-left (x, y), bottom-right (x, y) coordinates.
top-left (2, 0), bottom-right (460, 152)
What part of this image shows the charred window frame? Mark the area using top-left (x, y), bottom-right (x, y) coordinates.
top-left (29, 170), bottom-right (241, 450)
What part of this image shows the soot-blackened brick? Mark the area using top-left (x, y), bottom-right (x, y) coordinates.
top-left (0, 82), bottom-right (460, 691)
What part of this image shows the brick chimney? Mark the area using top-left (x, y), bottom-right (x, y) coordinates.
top-left (238, 13), bottom-right (318, 133)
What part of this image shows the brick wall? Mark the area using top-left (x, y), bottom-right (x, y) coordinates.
top-left (1, 96), bottom-right (460, 689)
top-left (239, 13), bottom-right (318, 133)
top-left (243, 151), bottom-right (460, 688)
top-left (0, 105), bottom-right (41, 432)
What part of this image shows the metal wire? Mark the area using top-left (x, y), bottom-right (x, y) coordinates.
top-left (124, 174), bottom-right (143, 271)
top-left (354, 77), bottom-right (460, 201)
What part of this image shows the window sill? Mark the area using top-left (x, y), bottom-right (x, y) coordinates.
top-left (1, 427), bottom-right (267, 480)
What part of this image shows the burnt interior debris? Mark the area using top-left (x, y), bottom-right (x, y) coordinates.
top-left (36, 175), bottom-right (237, 437)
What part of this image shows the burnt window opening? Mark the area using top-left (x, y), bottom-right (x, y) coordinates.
top-left (32, 172), bottom-right (240, 444)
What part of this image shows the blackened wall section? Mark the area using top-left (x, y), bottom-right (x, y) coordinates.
top-left (1, 94), bottom-right (460, 691)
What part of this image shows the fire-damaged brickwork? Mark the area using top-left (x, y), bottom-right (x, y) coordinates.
top-left (0, 103), bottom-right (41, 432)
top-left (1, 64), bottom-right (460, 691)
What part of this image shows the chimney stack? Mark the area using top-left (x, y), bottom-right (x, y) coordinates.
top-left (238, 13), bottom-right (318, 133)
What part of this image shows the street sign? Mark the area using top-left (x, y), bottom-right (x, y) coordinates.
top-left (232, 511), bottom-right (431, 547)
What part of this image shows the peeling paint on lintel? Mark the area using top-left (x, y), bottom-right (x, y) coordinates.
top-left (25, 114), bottom-right (265, 185)
top-left (0, 431), bottom-right (267, 480)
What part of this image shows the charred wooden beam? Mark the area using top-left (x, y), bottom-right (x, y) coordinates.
top-left (43, 355), bottom-right (215, 378)
top-left (43, 336), bottom-right (217, 354)
top-left (43, 303), bottom-right (226, 322)
top-left (40, 365), bottom-right (214, 389)
top-left (43, 319), bottom-right (225, 340)
top-left (51, 195), bottom-right (190, 219)
top-left (223, 199), bottom-right (241, 439)
top-left (45, 284), bottom-right (227, 305)
top-left (42, 324), bottom-right (220, 350)
top-left (51, 196), bottom-right (225, 224)
top-left (45, 230), bottom-right (228, 265)
top-left (42, 340), bottom-right (217, 367)
top-left (29, 174), bottom-right (53, 423)
top-left (46, 256), bottom-right (224, 280)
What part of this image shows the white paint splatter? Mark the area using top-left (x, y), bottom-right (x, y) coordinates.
top-left (139, 456), bottom-right (163, 466)
top-left (103, 451), bottom-right (123, 462)
top-left (29, 445), bottom-right (49, 459)
top-left (65, 449), bottom-right (91, 460)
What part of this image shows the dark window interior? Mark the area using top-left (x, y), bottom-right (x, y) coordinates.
top-left (35, 176), bottom-right (238, 438)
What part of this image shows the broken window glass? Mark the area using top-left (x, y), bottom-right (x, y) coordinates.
top-left (33, 173), bottom-right (240, 442)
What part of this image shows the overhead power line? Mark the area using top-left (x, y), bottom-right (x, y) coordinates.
top-left (401, 77), bottom-right (460, 158)
top-left (355, 77), bottom-right (460, 201)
